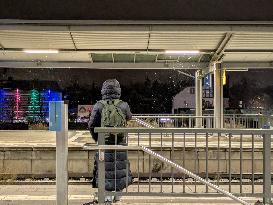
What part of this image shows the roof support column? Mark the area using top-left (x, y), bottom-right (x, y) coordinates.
top-left (195, 70), bottom-right (203, 128)
top-left (213, 63), bottom-right (224, 128)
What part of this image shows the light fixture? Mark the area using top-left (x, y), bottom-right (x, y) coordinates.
top-left (23, 49), bottom-right (59, 54)
top-left (225, 68), bottom-right (248, 72)
top-left (165, 50), bottom-right (200, 54)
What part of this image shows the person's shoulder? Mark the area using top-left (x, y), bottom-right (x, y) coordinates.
top-left (119, 100), bottom-right (128, 104)
top-left (119, 100), bottom-right (130, 107)
top-left (93, 101), bottom-right (104, 110)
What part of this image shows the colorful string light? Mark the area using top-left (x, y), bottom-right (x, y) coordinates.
top-left (28, 89), bottom-right (40, 121)
top-left (0, 89), bottom-right (61, 122)
top-left (15, 88), bottom-right (21, 120)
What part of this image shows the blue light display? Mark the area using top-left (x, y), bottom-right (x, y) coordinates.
top-left (0, 89), bottom-right (5, 121)
top-left (41, 89), bottom-right (62, 119)
top-left (0, 88), bottom-right (62, 122)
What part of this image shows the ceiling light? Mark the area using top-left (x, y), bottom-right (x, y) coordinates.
top-left (165, 50), bottom-right (200, 55)
top-left (23, 49), bottom-right (59, 54)
top-left (226, 69), bottom-right (248, 72)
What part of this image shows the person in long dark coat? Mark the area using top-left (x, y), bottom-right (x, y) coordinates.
top-left (88, 79), bottom-right (133, 202)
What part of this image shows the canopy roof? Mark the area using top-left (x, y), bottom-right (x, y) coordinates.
top-left (0, 22), bottom-right (272, 70)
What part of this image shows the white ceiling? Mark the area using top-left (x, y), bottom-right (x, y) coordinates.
top-left (0, 24), bottom-right (272, 69)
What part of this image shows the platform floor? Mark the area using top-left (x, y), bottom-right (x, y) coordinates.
top-left (0, 130), bottom-right (271, 149)
top-left (0, 184), bottom-right (268, 205)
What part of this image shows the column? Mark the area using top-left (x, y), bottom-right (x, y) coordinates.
top-left (56, 102), bottom-right (68, 205)
top-left (195, 70), bottom-right (203, 128)
top-left (213, 63), bottom-right (224, 128)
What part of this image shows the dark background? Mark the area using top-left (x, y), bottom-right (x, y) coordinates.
top-left (0, 0), bottom-right (273, 21)
top-left (1, 68), bottom-right (273, 113)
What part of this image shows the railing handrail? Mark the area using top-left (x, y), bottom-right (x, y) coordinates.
top-left (89, 143), bottom-right (251, 205)
top-left (95, 127), bottom-right (273, 134)
top-left (133, 115), bottom-right (214, 118)
top-left (93, 127), bottom-right (272, 204)
top-left (133, 114), bottom-right (273, 117)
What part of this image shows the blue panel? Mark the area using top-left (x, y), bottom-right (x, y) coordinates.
top-left (204, 74), bottom-right (211, 89)
top-left (49, 101), bottom-right (63, 131)
top-left (41, 90), bottom-right (62, 120)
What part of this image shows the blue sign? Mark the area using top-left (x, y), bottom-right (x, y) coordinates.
top-left (204, 74), bottom-right (211, 89)
top-left (49, 101), bottom-right (63, 131)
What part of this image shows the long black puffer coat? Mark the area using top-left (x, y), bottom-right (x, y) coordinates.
top-left (88, 79), bottom-right (133, 191)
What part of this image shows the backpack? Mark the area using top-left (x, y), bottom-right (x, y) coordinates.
top-left (100, 99), bottom-right (126, 127)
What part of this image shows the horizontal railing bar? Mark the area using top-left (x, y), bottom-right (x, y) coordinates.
top-left (133, 116), bottom-right (215, 119)
top-left (97, 192), bottom-right (263, 197)
top-left (132, 114), bottom-right (273, 117)
top-left (83, 145), bottom-right (140, 150)
top-left (95, 127), bottom-right (273, 134)
top-left (83, 144), bottom-right (268, 151)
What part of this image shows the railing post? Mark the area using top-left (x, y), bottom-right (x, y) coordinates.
top-left (56, 103), bottom-right (68, 205)
top-left (50, 101), bottom-right (68, 205)
top-left (195, 70), bottom-right (203, 128)
top-left (263, 133), bottom-right (272, 205)
top-left (98, 132), bottom-right (105, 204)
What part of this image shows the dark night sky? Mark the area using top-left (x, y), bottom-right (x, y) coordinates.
top-left (0, 68), bottom-right (194, 89)
top-left (1, 68), bottom-right (273, 89)
top-left (0, 0), bottom-right (272, 21)
top-left (229, 69), bottom-right (273, 88)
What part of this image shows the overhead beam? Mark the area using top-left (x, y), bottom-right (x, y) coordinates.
top-left (176, 70), bottom-right (195, 79)
top-left (0, 61), bottom-right (208, 69)
top-left (0, 61), bottom-right (273, 69)
top-left (68, 27), bottom-right (77, 51)
top-left (223, 62), bottom-right (273, 69)
top-left (0, 24), bottom-right (273, 33)
top-left (0, 19), bottom-right (273, 26)
top-left (1, 48), bottom-right (273, 54)
top-left (210, 33), bottom-right (233, 62)
top-left (0, 61), bottom-right (271, 69)
top-left (0, 48), bottom-right (213, 54)
top-left (0, 42), bottom-right (5, 50)
top-left (224, 49), bottom-right (273, 53)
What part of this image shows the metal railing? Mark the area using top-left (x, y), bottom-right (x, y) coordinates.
top-left (131, 114), bottom-right (273, 129)
top-left (85, 127), bottom-right (273, 205)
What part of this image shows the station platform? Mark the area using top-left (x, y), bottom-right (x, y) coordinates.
top-left (0, 130), bottom-right (269, 148)
top-left (0, 185), bottom-right (265, 205)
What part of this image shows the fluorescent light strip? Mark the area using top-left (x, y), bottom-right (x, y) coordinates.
top-left (23, 49), bottom-right (59, 54)
top-left (226, 69), bottom-right (248, 72)
top-left (165, 50), bottom-right (200, 54)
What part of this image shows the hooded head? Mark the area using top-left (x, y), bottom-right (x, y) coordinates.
top-left (101, 79), bottom-right (121, 100)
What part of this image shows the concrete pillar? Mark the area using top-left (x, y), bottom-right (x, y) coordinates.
top-left (56, 103), bottom-right (68, 205)
top-left (263, 133), bottom-right (272, 205)
top-left (195, 70), bottom-right (203, 128)
top-left (213, 63), bottom-right (224, 128)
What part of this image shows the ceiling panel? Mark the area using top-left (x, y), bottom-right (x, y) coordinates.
top-left (0, 30), bottom-right (74, 49)
top-left (149, 32), bottom-right (224, 50)
top-left (0, 51), bottom-right (90, 61)
top-left (71, 31), bottom-right (149, 49)
top-left (227, 33), bottom-right (273, 50)
top-left (223, 52), bottom-right (273, 62)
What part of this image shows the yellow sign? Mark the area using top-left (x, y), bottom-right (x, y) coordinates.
top-left (223, 69), bottom-right (227, 85)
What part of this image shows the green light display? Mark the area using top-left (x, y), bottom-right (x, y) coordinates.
top-left (28, 89), bottom-right (40, 121)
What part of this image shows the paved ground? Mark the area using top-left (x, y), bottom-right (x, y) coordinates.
top-left (0, 130), bottom-right (271, 148)
top-left (0, 130), bottom-right (91, 147)
top-left (0, 185), bottom-right (268, 205)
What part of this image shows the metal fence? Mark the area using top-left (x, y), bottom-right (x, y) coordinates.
top-left (131, 114), bottom-right (273, 129)
top-left (85, 127), bottom-right (273, 205)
